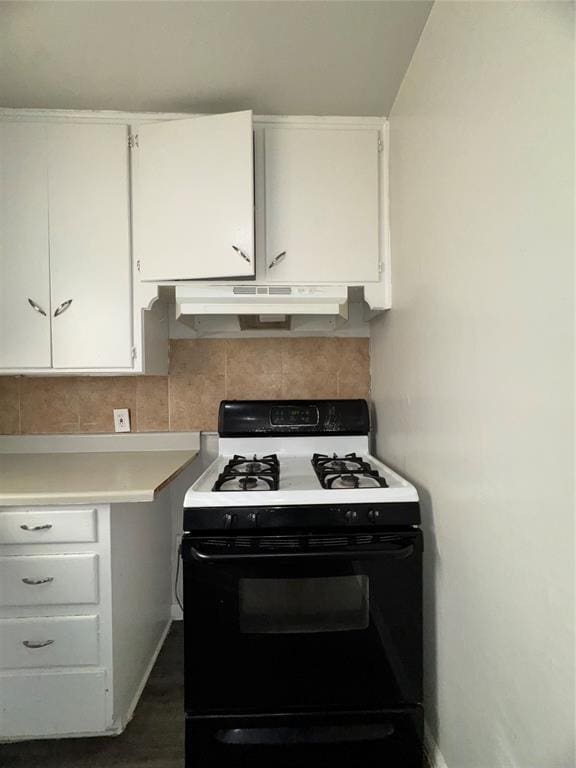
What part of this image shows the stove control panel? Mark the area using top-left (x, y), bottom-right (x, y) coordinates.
top-left (185, 502), bottom-right (421, 532)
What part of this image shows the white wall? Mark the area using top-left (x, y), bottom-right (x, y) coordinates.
top-left (370, 3), bottom-right (574, 767)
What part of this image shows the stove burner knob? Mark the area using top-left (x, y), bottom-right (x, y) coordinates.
top-left (344, 510), bottom-right (358, 524)
top-left (368, 509), bottom-right (381, 524)
top-left (223, 513), bottom-right (236, 529)
top-left (248, 512), bottom-right (259, 527)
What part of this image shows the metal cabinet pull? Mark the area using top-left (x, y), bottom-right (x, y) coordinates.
top-left (268, 251), bottom-right (286, 269)
top-left (232, 245), bottom-right (251, 263)
top-left (22, 577), bottom-right (54, 585)
top-left (20, 524), bottom-right (53, 532)
top-left (23, 639), bottom-right (54, 649)
top-left (27, 298), bottom-right (47, 317)
top-left (54, 299), bottom-right (72, 317)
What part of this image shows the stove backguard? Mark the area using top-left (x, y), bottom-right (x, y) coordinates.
top-left (218, 399), bottom-right (370, 438)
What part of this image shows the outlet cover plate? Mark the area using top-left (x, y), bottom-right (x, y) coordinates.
top-left (113, 408), bottom-right (131, 433)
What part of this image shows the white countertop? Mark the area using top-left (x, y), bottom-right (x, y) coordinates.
top-left (0, 432), bottom-right (200, 506)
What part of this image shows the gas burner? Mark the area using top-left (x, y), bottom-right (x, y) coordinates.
top-left (226, 454), bottom-right (279, 475)
top-left (337, 474), bottom-right (359, 488)
top-left (312, 453), bottom-right (371, 472)
top-left (325, 471), bottom-right (388, 490)
top-left (312, 453), bottom-right (388, 490)
top-left (243, 462), bottom-right (268, 474)
top-left (213, 473), bottom-right (278, 492)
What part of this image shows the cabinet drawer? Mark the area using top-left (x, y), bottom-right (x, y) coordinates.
top-left (0, 669), bottom-right (107, 738)
top-left (0, 554), bottom-right (98, 606)
top-left (0, 508), bottom-right (97, 545)
top-left (0, 615), bottom-right (99, 669)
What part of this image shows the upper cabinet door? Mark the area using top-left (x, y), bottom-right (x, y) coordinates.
top-left (264, 127), bottom-right (381, 283)
top-left (134, 111), bottom-right (254, 281)
top-left (0, 123), bottom-right (51, 368)
top-left (47, 124), bottom-right (132, 369)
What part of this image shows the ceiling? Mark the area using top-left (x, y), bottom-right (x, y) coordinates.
top-left (0, 1), bottom-right (433, 116)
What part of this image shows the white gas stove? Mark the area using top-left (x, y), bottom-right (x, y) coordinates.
top-left (185, 435), bottom-right (418, 508)
top-left (183, 400), bottom-right (420, 532)
top-left (181, 400), bottom-right (424, 768)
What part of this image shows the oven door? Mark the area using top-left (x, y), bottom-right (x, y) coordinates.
top-left (182, 530), bottom-right (422, 716)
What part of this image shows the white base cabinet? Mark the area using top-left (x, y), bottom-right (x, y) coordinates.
top-left (0, 615), bottom-right (100, 669)
top-left (0, 670), bottom-right (108, 738)
top-left (0, 493), bottom-right (173, 741)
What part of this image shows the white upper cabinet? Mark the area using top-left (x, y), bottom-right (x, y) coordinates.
top-left (47, 124), bottom-right (132, 369)
top-left (263, 127), bottom-right (381, 283)
top-left (134, 111), bottom-right (255, 281)
top-left (0, 124), bottom-right (51, 369)
top-left (0, 121), bottom-right (133, 372)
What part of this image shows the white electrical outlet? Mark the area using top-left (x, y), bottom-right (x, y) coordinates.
top-left (113, 408), bottom-right (131, 433)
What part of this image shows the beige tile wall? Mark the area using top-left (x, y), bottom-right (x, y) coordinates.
top-left (0, 338), bottom-right (370, 435)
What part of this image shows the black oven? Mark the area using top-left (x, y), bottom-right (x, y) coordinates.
top-left (182, 528), bottom-right (423, 766)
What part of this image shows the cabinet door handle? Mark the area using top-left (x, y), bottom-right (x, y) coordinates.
top-left (22, 577), bottom-right (54, 585)
top-left (20, 524), bottom-right (53, 532)
top-left (27, 298), bottom-right (47, 317)
top-left (268, 251), bottom-right (286, 269)
top-left (54, 299), bottom-right (73, 317)
top-left (23, 639), bottom-right (54, 649)
top-left (232, 245), bottom-right (251, 263)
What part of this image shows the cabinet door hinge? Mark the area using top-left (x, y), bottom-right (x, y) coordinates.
top-left (378, 261), bottom-right (384, 274)
top-left (131, 346), bottom-right (137, 360)
top-left (128, 134), bottom-right (139, 149)
top-left (378, 137), bottom-right (384, 153)
top-left (136, 260), bottom-right (141, 272)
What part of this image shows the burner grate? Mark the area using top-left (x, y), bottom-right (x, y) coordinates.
top-left (311, 453), bottom-right (388, 490)
top-left (213, 454), bottom-right (280, 491)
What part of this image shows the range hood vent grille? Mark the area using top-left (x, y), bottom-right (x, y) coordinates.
top-left (232, 286), bottom-right (293, 296)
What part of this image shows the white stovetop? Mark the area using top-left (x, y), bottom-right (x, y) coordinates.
top-left (185, 435), bottom-right (418, 508)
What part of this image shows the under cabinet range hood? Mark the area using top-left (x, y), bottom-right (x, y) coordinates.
top-left (175, 285), bottom-right (349, 318)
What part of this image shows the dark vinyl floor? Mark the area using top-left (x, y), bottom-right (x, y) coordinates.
top-left (0, 622), bottom-right (185, 768)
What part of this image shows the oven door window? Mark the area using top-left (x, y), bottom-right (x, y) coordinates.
top-left (240, 575), bottom-right (369, 634)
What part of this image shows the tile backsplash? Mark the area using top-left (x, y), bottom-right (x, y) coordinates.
top-left (0, 338), bottom-right (370, 435)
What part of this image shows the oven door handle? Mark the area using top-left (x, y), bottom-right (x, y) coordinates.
top-left (186, 543), bottom-right (415, 562)
top-left (216, 722), bottom-right (395, 746)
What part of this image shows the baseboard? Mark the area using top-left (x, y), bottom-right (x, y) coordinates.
top-left (117, 618), bottom-right (173, 732)
top-left (425, 722), bottom-right (449, 768)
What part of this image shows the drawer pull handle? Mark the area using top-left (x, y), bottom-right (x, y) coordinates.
top-left (22, 640), bottom-right (54, 649)
top-left (22, 577), bottom-right (54, 585)
top-left (20, 524), bottom-right (53, 532)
